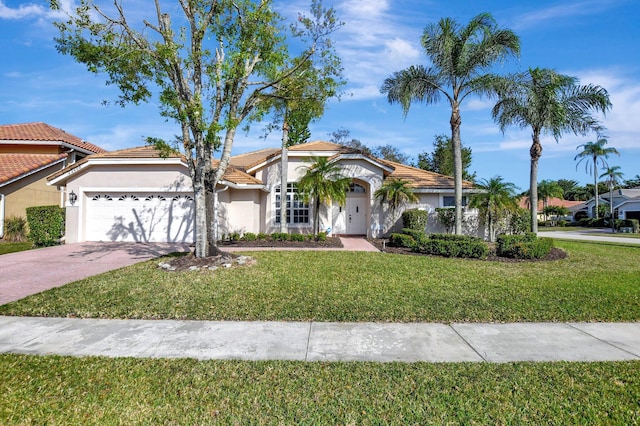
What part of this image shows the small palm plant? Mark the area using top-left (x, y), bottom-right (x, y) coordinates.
top-left (297, 157), bottom-right (351, 236)
top-left (575, 138), bottom-right (620, 218)
top-left (3, 216), bottom-right (28, 242)
top-left (600, 165), bottom-right (624, 229)
top-left (374, 178), bottom-right (419, 213)
top-left (469, 176), bottom-right (518, 242)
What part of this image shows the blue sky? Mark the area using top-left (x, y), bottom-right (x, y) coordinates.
top-left (1, 0), bottom-right (639, 190)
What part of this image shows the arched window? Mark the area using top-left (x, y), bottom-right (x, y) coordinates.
top-left (274, 183), bottom-right (309, 224)
top-left (348, 183), bottom-right (366, 193)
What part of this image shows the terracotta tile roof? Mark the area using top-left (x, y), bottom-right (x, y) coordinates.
top-left (0, 122), bottom-right (106, 154)
top-left (381, 159), bottom-right (475, 189)
top-left (518, 196), bottom-right (585, 210)
top-left (0, 153), bottom-right (67, 185)
top-left (289, 141), bottom-right (346, 152)
top-left (49, 146), bottom-right (262, 186)
top-left (229, 148), bottom-right (281, 170)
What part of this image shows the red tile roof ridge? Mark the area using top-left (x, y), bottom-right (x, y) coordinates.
top-left (0, 152), bottom-right (67, 185)
top-left (0, 122), bottom-right (106, 154)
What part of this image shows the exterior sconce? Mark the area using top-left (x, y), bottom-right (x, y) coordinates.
top-left (69, 190), bottom-right (78, 206)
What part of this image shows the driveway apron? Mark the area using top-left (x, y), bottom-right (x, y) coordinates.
top-left (0, 242), bottom-right (191, 305)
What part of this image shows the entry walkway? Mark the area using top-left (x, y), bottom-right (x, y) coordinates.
top-left (1, 316), bottom-right (638, 363)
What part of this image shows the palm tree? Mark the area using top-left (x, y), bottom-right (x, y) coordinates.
top-left (469, 176), bottom-right (518, 242)
top-left (381, 13), bottom-right (520, 235)
top-left (297, 157), bottom-right (351, 235)
top-left (557, 179), bottom-right (591, 201)
top-left (374, 178), bottom-right (419, 213)
top-left (575, 138), bottom-right (620, 218)
top-left (492, 68), bottom-right (611, 233)
top-left (537, 180), bottom-right (564, 221)
top-left (600, 165), bottom-right (624, 230)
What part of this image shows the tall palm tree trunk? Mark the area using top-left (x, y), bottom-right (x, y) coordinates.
top-left (593, 156), bottom-right (599, 218)
top-left (450, 104), bottom-right (463, 235)
top-left (529, 133), bottom-right (542, 233)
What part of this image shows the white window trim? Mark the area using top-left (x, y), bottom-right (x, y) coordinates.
top-left (274, 183), bottom-right (311, 227)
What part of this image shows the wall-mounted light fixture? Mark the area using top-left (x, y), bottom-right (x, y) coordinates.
top-left (69, 190), bottom-right (78, 206)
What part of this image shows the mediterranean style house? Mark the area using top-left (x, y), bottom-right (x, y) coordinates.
top-left (48, 141), bottom-right (480, 243)
top-left (0, 122), bottom-right (105, 238)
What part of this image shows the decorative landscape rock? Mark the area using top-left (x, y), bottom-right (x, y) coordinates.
top-left (158, 252), bottom-right (256, 272)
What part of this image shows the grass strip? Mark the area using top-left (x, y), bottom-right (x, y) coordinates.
top-left (0, 242), bottom-right (32, 255)
top-left (1, 354), bottom-right (638, 424)
top-left (1, 240), bottom-right (638, 322)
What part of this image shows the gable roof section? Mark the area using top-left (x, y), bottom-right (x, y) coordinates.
top-left (0, 153), bottom-right (67, 186)
top-left (0, 122), bottom-right (106, 154)
top-left (231, 140), bottom-right (476, 191)
top-left (48, 146), bottom-right (262, 187)
top-left (381, 160), bottom-right (475, 191)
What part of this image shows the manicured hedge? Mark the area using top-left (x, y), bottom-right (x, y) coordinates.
top-left (389, 233), bottom-right (415, 248)
top-left (26, 205), bottom-right (64, 247)
top-left (413, 233), bottom-right (488, 259)
top-left (496, 233), bottom-right (554, 259)
top-left (401, 209), bottom-right (428, 232)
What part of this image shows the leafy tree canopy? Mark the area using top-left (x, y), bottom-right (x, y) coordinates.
top-left (50, 0), bottom-right (343, 257)
top-left (416, 134), bottom-right (476, 181)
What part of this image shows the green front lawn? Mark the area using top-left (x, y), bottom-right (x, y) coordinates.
top-left (1, 355), bottom-right (638, 424)
top-left (2, 240), bottom-right (639, 322)
top-left (0, 242), bottom-right (32, 255)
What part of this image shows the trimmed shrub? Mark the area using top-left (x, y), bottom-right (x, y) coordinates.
top-left (256, 232), bottom-right (268, 240)
top-left (316, 231), bottom-right (327, 242)
top-left (290, 233), bottom-right (305, 242)
top-left (271, 232), bottom-right (289, 241)
top-left (26, 205), bottom-right (64, 247)
top-left (401, 209), bottom-right (428, 232)
top-left (573, 210), bottom-right (588, 221)
top-left (3, 215), bottom-right (28, 242)
top-left (229, 231), bottom-right (241, 241)
top-left (413, 233), bottom-right (488, 259)
top-left (242, 232), bottom-right (257, 242)
top-left (496, 233), bottom-right (553, 259)
top-left (401, 228), bottom-right (426, 241)
top-left (389, 233), bottom-right (415, 248)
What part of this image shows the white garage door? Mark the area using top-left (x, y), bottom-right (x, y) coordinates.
top-left (85, 193), bottom-right (195, 243)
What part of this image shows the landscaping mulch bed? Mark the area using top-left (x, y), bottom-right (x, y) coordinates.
top-left (160, 238), bottom-right (343, 271)
top-left (219, 237), bottom-right (343, 249)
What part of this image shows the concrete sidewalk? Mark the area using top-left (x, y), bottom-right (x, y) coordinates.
top-left (1, 316), bottom-right (638, 363)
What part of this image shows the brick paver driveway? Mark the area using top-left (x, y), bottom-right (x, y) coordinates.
top-left (0, 242), bottom-right (191, 305)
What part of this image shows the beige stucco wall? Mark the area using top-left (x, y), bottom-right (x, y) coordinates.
top-left (1, 165), bottom-right (63, 219)
top-left (217, 188), bottom-right (262, 236)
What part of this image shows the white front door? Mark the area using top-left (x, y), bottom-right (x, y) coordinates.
top-left (346, 195), bottom-right (367, 235)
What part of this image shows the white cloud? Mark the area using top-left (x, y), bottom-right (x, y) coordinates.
top-left (513, 0), bottom-right (621, 30)
top-left (332, 0), bottom-right (425, 102)
top-left (0, 2), bottom-right (44, 19)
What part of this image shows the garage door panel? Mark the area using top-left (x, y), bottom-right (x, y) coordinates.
top-left (85, 193), bottom-right (194, 243)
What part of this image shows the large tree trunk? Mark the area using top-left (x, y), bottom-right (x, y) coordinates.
top-left (280, 122), bottom-right (289, 233)
top-left (450, 104), bottom-right (463, 235)
top-left (529, 132), bottom-right (543, 234)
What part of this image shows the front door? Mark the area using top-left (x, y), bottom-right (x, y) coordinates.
top-left (346, 194), bottom-right (367, 235)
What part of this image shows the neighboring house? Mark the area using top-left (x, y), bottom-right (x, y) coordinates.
top-left (583, 188), bottom-right (640, 220)
top-left (518, 196), bottom-right (585, 221)
top-left (0, 122), bottom-right (106, 238)
top-left (48, 141), bottom-right (480, 243)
